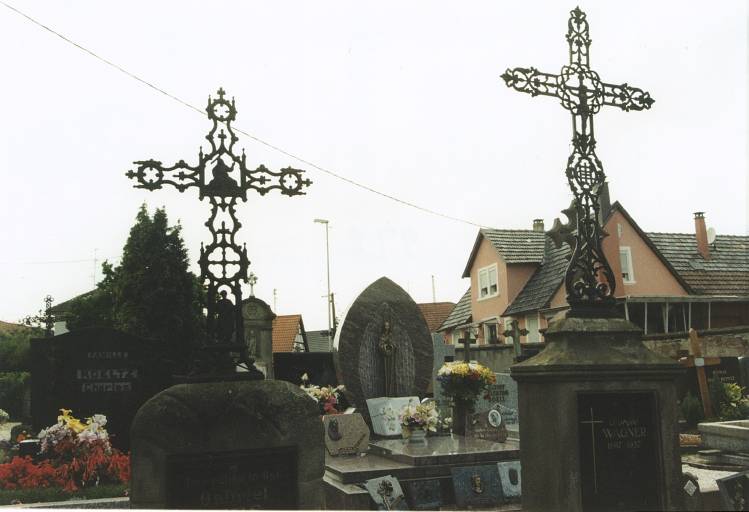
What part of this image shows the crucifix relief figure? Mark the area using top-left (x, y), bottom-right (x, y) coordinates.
top-left (502, 7), bottom-right (654, 316)
top-left (378, 320), bottom-right (397, 397)
top-left (126, 88), bottom-right (311, 375)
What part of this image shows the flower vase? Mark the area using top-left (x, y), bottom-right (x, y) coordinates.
top-left (403, 427), bottom-right (427, 443)
top-left (452, 399), bottom-right (473, 436)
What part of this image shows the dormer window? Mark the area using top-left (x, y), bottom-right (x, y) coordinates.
top-left (478, 264), bottom-right (499, 299)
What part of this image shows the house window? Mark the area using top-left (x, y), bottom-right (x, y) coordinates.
top-left (478, 264), bottom-right (499, 299)
top-left (526, 315), bottom-right (540, 343)
top-left (484, 323), bottom-right (499, 344)
top-left (620, 246), bottom-right (635, 284)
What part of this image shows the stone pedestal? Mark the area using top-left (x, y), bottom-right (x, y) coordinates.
top-left (130, 380), bottom-right (323, 509)
top-left (511, 314), bottom-right (684, 511)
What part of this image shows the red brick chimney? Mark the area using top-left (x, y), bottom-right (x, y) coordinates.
top-left (694, 212), bottom-right (710, 260)
top-left (533, 219), bottom-right (544, 232)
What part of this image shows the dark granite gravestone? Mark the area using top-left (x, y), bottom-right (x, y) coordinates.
top-left (30, 327), bottom-right (170, 450)
top-left (678, 357), bottom-right (742, 401)
top-left (130, 379), bottom-right (324, 509)
top-left (451, 464), bottom-right (503, 508)
top-left (577, 392), bottom-right (660, 511)
top-left (717, 470), bottom-right (749, 511)
top-left (335, 277), bottom-right (433, 423)
top-left (273, 352), bottom-right (338, 387)
top-left (403, 479), bottom-right (442, 510)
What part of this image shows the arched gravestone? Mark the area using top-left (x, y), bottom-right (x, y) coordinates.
top-left (335, 277), bottom-right (432, 422)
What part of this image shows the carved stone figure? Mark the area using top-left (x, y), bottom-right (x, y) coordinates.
top-left (378, 320), bottom-right (397, 397)
top-left (215, 290), bottom-right (235, 343)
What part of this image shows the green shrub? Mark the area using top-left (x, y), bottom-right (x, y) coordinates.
top-left (0, 372), bottom-right (30, 420)
top-left (709, 380), bottom-right (749, 421)
top-left (680, 392), bottom-right (704, 426)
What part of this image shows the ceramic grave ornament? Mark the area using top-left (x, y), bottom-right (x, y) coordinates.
top-left (367, 396), bottom-right (419, 437)
top-left (335, 277), bottom-right (433, 423)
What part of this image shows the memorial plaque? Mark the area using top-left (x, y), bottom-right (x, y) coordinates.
top-left (474, 373), bottom-right (519, 427)
top-left (451, 464), bottom-right (503, 508)
top-left (323, 413), bottom-right (370, 456)
top-left (166, 447), bottom-right (298, 509)
top-left (577, 392), bottom-right (661, 511)
top-left (403, 479), bottom-right (441, 510)
top-left (717, 470), bottom-right (749, 511)
top-left (467, 408), bottom-right (508, 443)
top-left (497, 461), bottom-right (522, 499)
top-left (364, 475), bottom-right (408, 511)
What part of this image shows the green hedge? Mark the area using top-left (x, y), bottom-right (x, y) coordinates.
top-left (0, 483), bottom-right (127, 505)
top-left (0, 372), bottom-right (30, 420)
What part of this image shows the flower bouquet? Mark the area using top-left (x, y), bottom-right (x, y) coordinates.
top-left (0, 409), bottom-right (129, 493)
top-left (300, 374), bottom-right (346, 415)
top-left (399, 401), bottom-right (439, 442)
top-left (436, 361), bottom-right (496, 435)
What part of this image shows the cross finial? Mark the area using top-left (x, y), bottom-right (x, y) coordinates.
top-left (248, 272), bottom-right (258, 296)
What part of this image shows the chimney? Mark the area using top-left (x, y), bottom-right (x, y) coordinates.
top-left (533, 219), bottom-right (544, 232)
top-left (598, 181), bottom-right (612, 223)
top-left (694, 212), bottom-right (710, 259)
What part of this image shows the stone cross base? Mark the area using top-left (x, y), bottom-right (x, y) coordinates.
top-left (511, 313), bottom-right (684, 511)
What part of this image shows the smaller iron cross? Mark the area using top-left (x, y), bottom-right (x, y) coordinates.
top-left (126, 88), bottom-right (311, 364)
top-left (501, 7), bottom-right (654, 315)
top-left (580, 407), bottom-right (603, 494)
top-left (458, 332), bottom-right (476, 363)
top-left (502, 320), bottom-right (528, 358)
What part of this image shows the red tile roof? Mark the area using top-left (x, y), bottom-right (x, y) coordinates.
top-left (272, 314), bottom-right (304, 352)
top-left (418, 302), bottom-right (456, 333)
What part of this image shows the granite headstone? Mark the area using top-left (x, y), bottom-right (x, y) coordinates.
top-left (451, 464), bottom-right (503, 508)
top-left (365, 475), bottom-right (408, 511)
top-left (30, 327), bottom-right (170, 450)
top-left (335, 277), bottom-right (433, 423)
top-left (242, 296), bottom-right (275, 378)
top-left (467, 408), bottom-right (508, 443)
top-left (129, 379), bottom-right (324, 509)
top-left (322, 413), bottom-right (370, 456)
top-left (367, 396), bottom-right (419, 437)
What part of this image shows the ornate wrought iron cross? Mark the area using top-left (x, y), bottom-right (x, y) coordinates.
top-left (502, 7), bottom-right (654, 316)
top-left (126, 88), bottom-right (311, 373)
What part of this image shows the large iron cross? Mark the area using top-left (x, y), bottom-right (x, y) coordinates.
top-left (126, 88), bottom-right (311, 373)
top-left (502, 7), bottom-right (654, 316)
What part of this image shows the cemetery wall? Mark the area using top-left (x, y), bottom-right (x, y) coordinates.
top-left (455, 343), bottom-right (545, 372)
top-left (643, 326), bottom-right (749, 358)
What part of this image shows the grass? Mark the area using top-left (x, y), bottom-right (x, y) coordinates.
top-left (0, 483), bottom-right (127, 505)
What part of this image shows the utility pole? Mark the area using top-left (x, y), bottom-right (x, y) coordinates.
top-left (273, 288), bottom-right (277, 312)
top-left (314, 218), bottom-right (333, 351)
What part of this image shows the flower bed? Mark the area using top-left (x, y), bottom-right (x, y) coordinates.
top-left (0, 409), bottom-right (129, 494)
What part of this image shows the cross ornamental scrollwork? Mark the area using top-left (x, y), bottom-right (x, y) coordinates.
top-left (502, 7), bottom-right (654, 316)
top-left (126, 88), bottom-right (311, 376)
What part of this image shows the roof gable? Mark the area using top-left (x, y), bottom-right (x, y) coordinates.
top-left (418, 302), bottom-right (456, 333)
top-left (462, 229), bottom-right (546, 277)
top-left (438, 289), bottom-right (472, 331)
top-left (272, 314), bottom-right (306, 352)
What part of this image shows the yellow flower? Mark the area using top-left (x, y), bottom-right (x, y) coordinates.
top-left (58, 408), bottom-right (86, 434)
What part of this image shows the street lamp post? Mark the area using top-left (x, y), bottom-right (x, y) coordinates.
top-left (314, 218), bottom-right (333, 351)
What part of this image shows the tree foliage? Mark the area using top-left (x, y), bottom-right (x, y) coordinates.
top-left (67, 205), bottom-right (204, 369)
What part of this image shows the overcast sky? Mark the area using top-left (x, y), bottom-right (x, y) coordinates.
top-left (0, 1), bottom-right (746, 331)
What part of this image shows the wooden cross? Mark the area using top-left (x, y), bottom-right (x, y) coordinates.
top-left (679, 328), bottom-right (720, 418)
top-left (502, 319), bottom-right (528, 358)
top-left (458, 332), bottom-right (476, 363)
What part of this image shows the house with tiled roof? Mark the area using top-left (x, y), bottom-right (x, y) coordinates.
top-left (417, 302), bottom-right (455, 335)
top-left (439, 199), bottom-right (749, 347)
top-left (272, 314), bottom-right (309, 353)
top-left (306, 329), bottom-right (332, 352)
